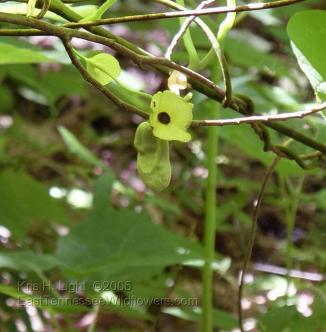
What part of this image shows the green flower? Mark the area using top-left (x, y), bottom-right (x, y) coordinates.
top-left (134, 122), bottom-right (171, 191)
top-left (149, 90), bottom-right (193, 142)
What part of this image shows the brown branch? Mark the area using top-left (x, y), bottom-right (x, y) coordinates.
top-left (252, 263), bottom-right (325, 282)
top-left (0, 12), bottom-right (226, 107)
top-left (162, 0), bottom-right (233, 105)
top-left (238, 156), bottom-right (280, 332)
top-left (1, 7), bottom-right (325, 157)
top-left (165, 0), bottom-right (215, 61)
top-left (0, 28), bottom-right (47, 36)
top-left (192, 102), bottom-right (326, 127)
top-left (64, 0), bottom-right (305, 28)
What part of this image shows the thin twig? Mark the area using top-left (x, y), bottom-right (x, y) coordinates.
top-left (153, 0), bottom-right (325, 167)
top-left (4, 3), bottom-right (322, 159)
top-left (193, 102), bottom-right (326, 127)
top-left (253, 263), bottom-right (324, 282)
top-left (0, 3), bottom-right (325, 157)
top-left (0, 28), bottom-right (47, 36)
top-left (165, 0), bottom-right (215, 61)
top-left (163, 0), bottom-right (232, 105)
top-left (237, 157), bottom-right (280, 332)
top-left (43, 0), bottom-right (326, 141)
top-left (87, 302), bottom-right (100, 332)
top-left (0, 12), bottom-right (226, 111)
top-left (36, 0), bottom-right (51, 18)
top-left (64, 0), bottom-right (305, 28)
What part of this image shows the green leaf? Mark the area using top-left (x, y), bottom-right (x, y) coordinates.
top-left (6, 65), bottom-right (85, 107)
top-left (311, 289), bottom-right (326, 331)
top-left (58, 126), bottom-right (103, 167)
top-left (38, 66), bottom-right (86, 102)
top-left (0, 85), bottom-right (14, 113)
top-left (56, 173), bottom-right (202, 280)
top-left (0, 284), bottom-right (89, 313)
top-left (287, 10), bottom-right (326, 100)
top-left (0, 43), bottom-right (51, 65)
top-left (219, 123), bottom-right (304, 176)
top-left (0, 170), bottom-right (68, 239)
top-left (101, 301), bottom-right (153, 322)
top-left (84, 52), bottom-right (121, 86)
top-left (162, 307), bottom-right (238, 330)
top-left (258, 305), bottom-right (323, 332)
top-left (0, 251), bottom-right (58, 272)
top-left (80, 0), bottom-right (117, 22)
top-left (226, 32), bottom-right (289, 77)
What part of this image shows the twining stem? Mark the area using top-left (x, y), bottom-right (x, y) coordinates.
top-left (27, 0), bottom-right (37, 17)
top-left (65, 0), bottom-right (306, 28)
top-left (199, 0), bottom-right (237, 70)
top-left (165, 0), bottom-right (215, 62)
top-left (162, 0), bottom-right (232, 104)
top-left (237, 157), bottom-right (280, 332)
top-left (0, 1), bottom-right (324, 166)
top-left (87, 301), bottom-right (101, 332)
top-left (192, 102), bottom-right (326, 127)
top-left (35, 271), bottom-right (63, 332)
top-left (37, 0), bottom-right (51, 19)
top-left (176, 0), bottom-right (199, 68)
top-left (0, 7), bottom-right (324, 158)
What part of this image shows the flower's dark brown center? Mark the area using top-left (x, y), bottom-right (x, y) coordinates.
top-left (157, 112), bottom-right (170, 124)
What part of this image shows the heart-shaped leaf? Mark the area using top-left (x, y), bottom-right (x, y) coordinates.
top-left (85, 52), bottom-right (121, 86)
top-left (287, 10), bottom-right (326, 100)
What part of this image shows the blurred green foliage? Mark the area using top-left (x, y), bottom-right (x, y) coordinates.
top-left (0, 0), bottom-right (325, 331)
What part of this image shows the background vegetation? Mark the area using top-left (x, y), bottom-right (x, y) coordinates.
top-left (0, 0), bottom-right (325, 331)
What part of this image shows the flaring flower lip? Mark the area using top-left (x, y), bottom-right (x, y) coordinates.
top-left (149, 90), bottom-right (193, 142)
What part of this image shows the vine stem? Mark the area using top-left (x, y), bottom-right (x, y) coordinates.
top-left (192, 102), bottom-right (326, 127)
top-left (162, 0), bottom-right (232, 103)
top-left (35, 271), bottom-right (63, 332)
top-left (203, 96), bottom-right (219, 332)
top-left (165, 0), bottom-right (214, 62)
top-left (64, 0), bottom-right (306, 28)
top-left (237, 157), bottom-right (280, 332)
top-left (175, 0), bottom-right (199, 68)
top-left (87, 301), bottom-right (100, 332)
top-left (203, 2), bottom-right (235, 329)
top-left (0, 11), bottom-right (325, 157)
